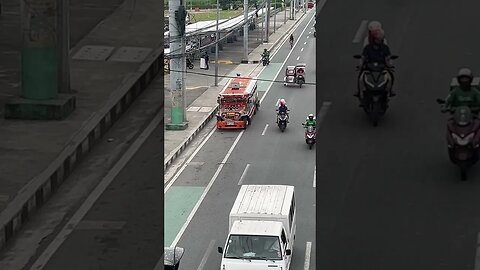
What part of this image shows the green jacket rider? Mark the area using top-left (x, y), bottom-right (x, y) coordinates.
top-left (446, 68), bottom-right (480, 111)
top-left (303, 114), bottom-right (316, 127)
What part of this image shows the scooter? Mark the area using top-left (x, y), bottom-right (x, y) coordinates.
top-left (353, 55), bottom-right (399, 126)
top-left (302, 124), bottom-right (316, 149)
top-left (262, 55), bottom-right (270, 66)
top-left (436, 99), bottom-right (480, 181)
top-left (276, 110), bottom-right (289, 132)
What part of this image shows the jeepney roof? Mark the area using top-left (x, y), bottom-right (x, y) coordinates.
top-left (221, 77), bottom-right (257, 96)
top-left (286, 66), bottom-right (295, 69)
top-left (296, 63), bottom-right (306, 67)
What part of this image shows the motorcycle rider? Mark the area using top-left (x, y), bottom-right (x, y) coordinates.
top-left (355, 30), bottom-right (396, 98)
top-left (276, 99), bottom-right (289, 123)
top-left (363, 21), bottom-right (388, 47)
top-left (289, 34), bottom-right (294, 46)
top-left (262, 48), bottom-right (270, 63)
top-left (445, 68), bottom-right (480, 113)
top-left (302, 114), bottom-right (316, 128)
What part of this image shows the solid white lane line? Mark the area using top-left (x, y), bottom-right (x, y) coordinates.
top-left (352, 20), bottom-right (368, 43)
top-left (238, 164), bottom-right (251, 185)
top-left (301, 48), bottom-right (304, 51)
top-left (297, 56), bottom-right (300, 60)
top-left (304, 241), bottom-right (312, 270)
top-left (170, 130), bottom-right (245, 248)
top-left (197, 240), bottom-right (216, 270)
top-left (313, 166), bottom-right (316, 188)
top-left (475, 232), bottom-right (480, 270)
top-left (31, 108), bottom-right (164, 270)
top-left (317, 101), bottom-right (332, 127)
top-left (261, 124), bottom-right (269, 136)
top-left (165, 124), bottom-right (217, 192)
top-left (260, 11), bottom-right (316, 104)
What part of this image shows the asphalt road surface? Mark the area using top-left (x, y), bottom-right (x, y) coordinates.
top-left (164, 9), bottom-right (316, 270)
top-left (316, 0), bottom-right (480, 269)
top-left (28, 82), bottom-right (164, 269)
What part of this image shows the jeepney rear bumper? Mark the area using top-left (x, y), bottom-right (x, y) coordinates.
top-left (216, 120), bottom-right (246, 129)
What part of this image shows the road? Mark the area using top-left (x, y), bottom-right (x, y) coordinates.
top-left (316, 0), bottom-right (480, 269)
top-left (164, 9), bottom-right (316, 270)
top-left (20, 74), bottom-right (165, 270)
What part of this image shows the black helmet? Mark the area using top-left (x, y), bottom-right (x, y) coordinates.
top-left (457, 68), bottom-right (473, 89)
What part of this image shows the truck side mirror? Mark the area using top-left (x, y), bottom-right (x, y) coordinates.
top-left (286, 249), bottom-right (291, 255)
top-left (218, 247), bottom-right (223, 254)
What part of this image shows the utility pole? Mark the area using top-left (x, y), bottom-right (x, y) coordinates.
top-left (166, 0), bottom-right (188, 130)
top-left (57, 0), bottom-right (71, 93)
top-left (243, 0), bottom-right (248, 62)
top-left (264, 0), bottom-right (270, 42)
top-left (260, 5), bottom-right (264, 42)
top-left (273, 0), bottom-right (276, 33)
top-left (289, 0), bottom-right (293, 20)
top-left (284, 0), bottom-right (286, 24)
top-left (214, 0), bottom-right (219, 86)
top-left (5, 0), bottom-right (75, 120)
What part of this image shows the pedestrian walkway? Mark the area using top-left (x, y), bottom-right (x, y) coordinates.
top-left (0, 0), bottom-right (161, 250)
top-left (164, 8), bottom-right (311, 173)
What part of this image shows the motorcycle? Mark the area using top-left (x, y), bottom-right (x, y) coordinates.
top-left (302, 124), bottom-right (316, 149)
top-left (276, 110), bottom-right (289, 132)
top-left (436, 99), bottom-right (480, 181)
top-left (353, 55), bottom-right (398, 126)
top-left (262, 55), bottom-right (270, 66)
top-left (289, 39), bottom-right (294, 49)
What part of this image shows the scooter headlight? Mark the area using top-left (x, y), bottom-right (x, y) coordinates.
top-left (452, 133), bottom-right (474, 146)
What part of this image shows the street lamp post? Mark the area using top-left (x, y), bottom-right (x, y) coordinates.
top-left (215, 0), bottom-right (219, 86)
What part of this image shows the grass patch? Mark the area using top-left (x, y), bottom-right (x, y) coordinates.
top-left (190, 10), bottom-right (243, 22)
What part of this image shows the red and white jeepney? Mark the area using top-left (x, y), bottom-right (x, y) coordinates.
top-left (216, 75), bottom-right (260, 129)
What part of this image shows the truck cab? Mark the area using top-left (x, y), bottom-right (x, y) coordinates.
top-left (218, 185), bottom-right (296, 270)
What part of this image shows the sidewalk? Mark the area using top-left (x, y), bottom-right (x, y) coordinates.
top-left (0, 0), bottom-right (161, 250)
top-left (164, 9), bottom-right (309, 172)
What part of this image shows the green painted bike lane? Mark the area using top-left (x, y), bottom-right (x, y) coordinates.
top-left (164, 62), bottom-right (286, 247)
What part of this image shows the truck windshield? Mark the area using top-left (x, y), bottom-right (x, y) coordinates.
top-left (224, 235), bottom-right (282, 261)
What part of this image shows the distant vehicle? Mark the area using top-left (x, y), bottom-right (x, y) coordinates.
top-left (218, 185), bottom-right (297, 270)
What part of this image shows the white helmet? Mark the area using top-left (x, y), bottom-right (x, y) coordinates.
top-left (308, 113), bottom-right (314, 120)
top-left (368, 21), bottom-right (382, 31)
top-left (279, 99), bottom-right (286, 105)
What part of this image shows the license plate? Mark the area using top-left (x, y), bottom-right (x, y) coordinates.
top-left (458, 151), bottom-right (469, 160)
top-left (226, 119), bottom-right (235, 125)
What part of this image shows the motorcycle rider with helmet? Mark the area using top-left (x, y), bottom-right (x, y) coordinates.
top-left (276, 99), bottom-right (289, 123)
top-left (302, 114), bottom-right (316, 128)
top-left (363, 21), bottom-right (388, 47)
top-left (262, 48), bottom-right (270, 64)
top-left (445, 68), bottom-right (480, 113)
top-left (355, 30), bottom-right (396, 98)
top-left (289, 34), bottom-right (294, 47)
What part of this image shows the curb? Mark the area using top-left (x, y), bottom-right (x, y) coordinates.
top-left (0, 48), bottom-right (163, 251)
top-left (163, 105), bottom-right (219, 171)
top-left (163, 12), bottom-right (308, 172)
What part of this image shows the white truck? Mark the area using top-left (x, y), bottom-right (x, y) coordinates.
top-left (217, 185), bottom-right (297, 270)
